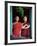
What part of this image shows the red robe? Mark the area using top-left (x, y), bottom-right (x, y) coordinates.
top-left (21, 23), bottom-right (30, 38)
top-left (12, 22), bottom-right (22, 38)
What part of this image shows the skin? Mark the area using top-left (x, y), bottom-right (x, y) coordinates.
top-left (23, 16), bottom-right (27, 23)
top-left (15, 16), bottom-right (19, 22)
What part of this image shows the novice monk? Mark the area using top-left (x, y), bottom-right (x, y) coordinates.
top-left (21, 16), bottom-right (30, 39)
top-left (12, 16), bottom-right (22, 38)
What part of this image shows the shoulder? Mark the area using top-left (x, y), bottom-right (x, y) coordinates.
top-left (13, 22), bottom-right (17, 25)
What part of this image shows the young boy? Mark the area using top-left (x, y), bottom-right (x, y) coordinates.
top-left (21, 16), bottom-right (30, 39)
top-left (12, 16), bottom-right (22, 38)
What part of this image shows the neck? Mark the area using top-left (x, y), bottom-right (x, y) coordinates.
top-left (16, 21), bottom-right (18, 23)
top-left (24, 21), bottom-right (27, 23)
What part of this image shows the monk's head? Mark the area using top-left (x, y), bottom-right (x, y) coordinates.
top-left (15, 16), bottom-right (19, 22)
top-left (23, 16), bottom-right (27, 22)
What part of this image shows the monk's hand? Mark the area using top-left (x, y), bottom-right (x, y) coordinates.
top-left (24, 24), bottom-right (30, 29)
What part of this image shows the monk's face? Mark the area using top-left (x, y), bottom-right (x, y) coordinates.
top-left (16, 16), bottom-right (19, 22)
top-left (23, 16), bottom-right (27, 22)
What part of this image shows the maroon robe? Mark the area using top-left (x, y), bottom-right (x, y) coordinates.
top-left (21, 23), bottom-right (30, 38)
